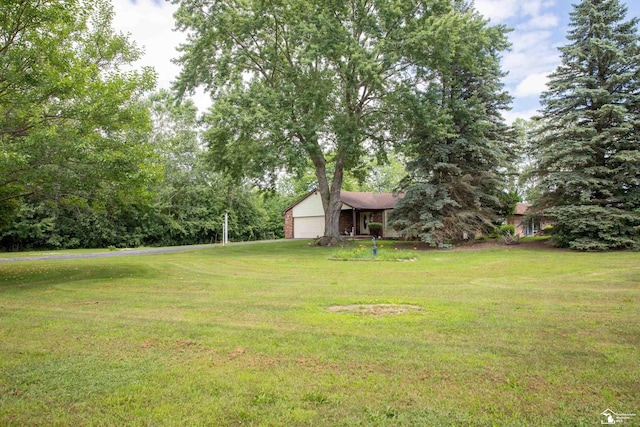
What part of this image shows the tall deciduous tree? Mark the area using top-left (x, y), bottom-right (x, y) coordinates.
top-left (531, 0), bottom-right (640, 250)
top-left (0, 0), bottom-right (157, 215)
top-left (145, 89), bottom-right (288, 246)
top-left (172, 0), bottom-right (468, 245)
top-left (389, 5), bottom-right (513, 245)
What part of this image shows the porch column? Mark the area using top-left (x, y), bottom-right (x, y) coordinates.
top-left (352, 208), bottom-right (356, 236)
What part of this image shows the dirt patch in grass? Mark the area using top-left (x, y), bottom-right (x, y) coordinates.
top-left (328, 304), bottom-right (422, 315)
top-left (71, 301), bottom-right (109, 306)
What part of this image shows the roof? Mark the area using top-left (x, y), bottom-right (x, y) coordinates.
top-left (514, 203), bottom-right (532, 215)
top-left (283, 189), bottom-right (404, 213)
top-left (339, 191), bottom-right (403, 210)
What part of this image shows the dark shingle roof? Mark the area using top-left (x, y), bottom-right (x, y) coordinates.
top-left (283, 189), bottom-right (404, 214)
top-left (514, 203), bottom-right (531, 215)
top-left (339, 191), bottom-right (403, 210)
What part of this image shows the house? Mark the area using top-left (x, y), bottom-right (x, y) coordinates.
top-left (283, 190), bottom-right (404, 239)
top-left (507, 203), bottom-right (552, 237)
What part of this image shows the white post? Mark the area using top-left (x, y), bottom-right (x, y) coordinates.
top-left (223, 212), bottom-right (228, 246)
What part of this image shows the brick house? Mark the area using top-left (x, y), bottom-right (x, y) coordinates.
top-left (506, 203), bottom-right (553, 237)
top-left (283, 190), bottom-right (404, 239)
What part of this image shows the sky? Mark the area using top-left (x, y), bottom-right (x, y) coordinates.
top-left (111, 0), bottom-right (640, 124)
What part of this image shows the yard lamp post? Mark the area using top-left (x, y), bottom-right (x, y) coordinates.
top-left (223, 212), bottom-right (229, 246)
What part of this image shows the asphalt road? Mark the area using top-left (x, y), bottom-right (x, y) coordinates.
top-left (0, 240), bottom-right (286, 263)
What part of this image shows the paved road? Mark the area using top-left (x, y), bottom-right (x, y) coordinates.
top-left (0, 240), bottom-right (286, 263)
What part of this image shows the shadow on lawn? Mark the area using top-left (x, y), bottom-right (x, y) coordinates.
top-left (0, 263), bottom-right (155, 292)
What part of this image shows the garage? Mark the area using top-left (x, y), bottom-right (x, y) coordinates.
top-left (284, 189), bottom-right (404, 239)
top-left (293, 216), bottom-right (325, 239)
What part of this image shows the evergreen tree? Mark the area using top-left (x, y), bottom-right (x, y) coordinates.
top-left (389, 6), bottom-right (513, 246)
top-left (531, 0), bottom-right (640, 250)
top-left (172, 0), bottom-right (503, 246)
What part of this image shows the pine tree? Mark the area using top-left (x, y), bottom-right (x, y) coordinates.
top-left (389, 6), bottom-right (513, 246)
top-left (532, 0), bottom-right (640, 250)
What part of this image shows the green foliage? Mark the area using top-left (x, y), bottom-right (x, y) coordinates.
top-left (0, 182), bottom-right (288, 250)
top-left (486, 224), bottom-right (516, 240)
top-left (0, 0), bottom-right (158, 210)
top-left (531, 0), bottom-right (640, 250)
top-left (499, 224), bottom-right (515, 236)
top-left (348, 153), bottom-right (407, 193)
top-left (390, 7), bottom-right (513, 246)
top-left (498, 190), bottom-right (522, 217)
top-left (539, 225), bottom-right (554, 236)
top-left (0, 84), bottom-right (293, 250)
top-left (367, 222), bottom-right (383, 237)
top-left (0, 0), bottom-right (163, 250)
top-left (172, 0), bottom-right (506, 242)
top-left (512, 118), bottom-right (541, 203)
top-left (548, 205), bottom-right (640, 251)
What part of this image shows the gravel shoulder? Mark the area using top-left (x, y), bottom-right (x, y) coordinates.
top-left (0, 240), bottom-right (284, 263)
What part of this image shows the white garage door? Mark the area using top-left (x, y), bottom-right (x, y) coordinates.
top-left (294, 216), bottom-right (325, 239)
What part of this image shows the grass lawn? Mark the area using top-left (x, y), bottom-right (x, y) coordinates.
top-left (0, 240), bottom-right (638, 426)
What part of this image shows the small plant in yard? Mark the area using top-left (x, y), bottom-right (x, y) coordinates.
top-left (331, 244), bottom-right (416, 261)
top-left (501, 232), bottom-right (520, 245)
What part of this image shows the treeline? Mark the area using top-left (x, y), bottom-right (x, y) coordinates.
top-left (2, 0), bottom-right (639, 251)
top-left (0, 84), bottom-right (294, 250)
top-left (0, 1), bottom-right (292, 251)
top-left (0, 182), bottom-right (291, 251)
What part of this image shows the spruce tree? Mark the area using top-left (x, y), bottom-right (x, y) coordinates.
top-left (532, 0), bottom-right (640, 250)
top-left (389, 6), bottom-right (512, 246)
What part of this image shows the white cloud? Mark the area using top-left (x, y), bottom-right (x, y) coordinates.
top-left (508, 30), bottom-right (554, 52)
top-left (502, 47), bottom-right (557, 87)
top-left (501, 108), bottom-right (541, 124)
top-left (474, 0), bottom-right (557, 24)
top-left (514, 73), bottom-right (550, 97)
top-left (522, 13), bottom-right (560, 30)
top-left (521, 0), bottom-right (555, 17)
top-left (111, 0), bottom-right (214, 113)
top-left (112, 0), bottom-right (183, 89)
top-left (475, 0), bottom-right (560, 110)
top-left (474, 0), bottom-right (520, 21)
top-left (499, 18), bottom-right (560, 114)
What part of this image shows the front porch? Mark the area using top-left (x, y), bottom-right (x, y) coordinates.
top-left (339, 209), bottom-right (388, 238)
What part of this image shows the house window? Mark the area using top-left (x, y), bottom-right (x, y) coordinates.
top-left (524, 219), bottom-right (541, 236)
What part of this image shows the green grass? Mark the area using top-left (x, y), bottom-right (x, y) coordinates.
top-left (0, 247), bottom-right (144, 258)
top-left (1, 240), bottom-right (639, 426)
top-left (331, 242), bottom-right (418, 261)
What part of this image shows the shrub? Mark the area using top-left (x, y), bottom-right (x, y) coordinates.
top-left (538, 225), bottom-right (553, 236)
top-left (548, 205), bottom-right (640, 251)
top-left (499, 224), bottom-right (515, 236)
top-left (487, 224), bottom-right (515, 240)
top-left (368, 222), bottom-right (383, 237)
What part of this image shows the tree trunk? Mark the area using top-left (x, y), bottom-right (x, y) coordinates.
top-left (311, 147), bottom-right (345, 246)
top-left (318, 186), bottom-right (343, 245)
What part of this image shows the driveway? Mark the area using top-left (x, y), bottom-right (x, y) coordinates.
top-left (0, 240), bottom-right (285, 263)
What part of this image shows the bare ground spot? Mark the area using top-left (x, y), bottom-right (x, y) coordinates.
top-left (71, 301), bottom-right (109, 306)
top-left (328, 304), bottom-right (422, 315)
